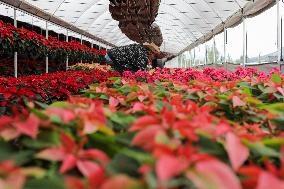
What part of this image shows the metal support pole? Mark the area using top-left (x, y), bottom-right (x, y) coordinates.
top-left (224, 27), bottom-right (227, 65)
top-left (193, 48), bottom-right (196, 67)
top-left (14, 8), bottom-right (17, 78)
top-left (242, 17), bottom-right (247, 67)
top-left (91, 41), bottom-right (94, 64)
top-left (213, 35), bottom-right (216, 64)
top-left (66, 30), bottom-right (69, 70)
top-left (46, 21), bottom-right (49, 73)
top-left (205, 46), bottom-right (207, 66)
top-left (80, 35), bottom-right (83, 63)
top-left (281, 17), bottom-right (283, 62)
top-left (277, 0), bottom-right (281, 63)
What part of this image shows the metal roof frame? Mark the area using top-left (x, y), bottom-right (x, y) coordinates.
top-left (0, 0), bottom-right (116, 47)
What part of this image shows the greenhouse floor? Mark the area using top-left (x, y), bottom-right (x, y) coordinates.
top-left (0, 65), bottom-right (284, 189)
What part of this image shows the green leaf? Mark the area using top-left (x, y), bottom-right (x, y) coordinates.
top-left (121, 149), bottom-right (155, 164)
top-left (48, 101), bottom-right (70, 108)
top-left (0, 141), bottom-right (34, 166)
top-left (24, 175), bottom-right (65, 189)
top-left (271, 73), bottom-right (282, 84)
top-left (22, 131), bottom-right (60, 149)
top-left (108, 77), bottom-right (121, 81)
top-left (243, 140), bottom-right (280, 158)
top-left (262, 138), bottom-right (284, 148)
top-left (272, 117), bottom-right (284, 131)
top-left (109, 112), bottom-right (136, 129)
top-left (100, 94), bottom-right (109, 100)
top-left (259, 103), bottom-right (284, 114)
top-left (30, 108), bottom-right (49, 120)
top-left (107, 153), bottom-right (141, 177)
top-left (196, 135), bottom-right (228, 162)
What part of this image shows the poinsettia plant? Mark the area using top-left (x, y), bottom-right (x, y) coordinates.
top-left (0, 19), bottom-right (106, 66)
top-left (0, 67), bottom-right (283, 189)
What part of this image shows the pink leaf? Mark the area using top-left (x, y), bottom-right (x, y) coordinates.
top-left (257, 172), bottom-right (284, 189)
top-left (220, 86), bottom-right (227, 93)
top-left (46, 108), bottom-right (76, 124)
top-left (129, 116), bottom-right (160, 131)
top-left (277, 87), bottom-right (284, 96)
top-left (138, 95), bottom-right (147, 102)
top-left (187, 159), bottom-right (242, 189)
top-left (59, 154), bottom-right (77, 174)
top-left (36, 147), bottom-right (66, 161)
top-left (16, 114), bottom-right (40, 139)
top-left (132, 126), bottom-right (162, 151)
top-left (129, 102), bottom-right (146, 113)
top-left (76, 160), bottom-right (102, 178)
top-left (232, 96), bottom-right (246, 107)
top-left (156, 155), bottom-right (188, 182)
top-left (0, 127), bottom-right (20, 141)
top-left (225, 132), bottom-right (249, 171)
top-left (100, 175), bottom-right (139, 189)
top-left (109, 97), bottom-right (120, 108)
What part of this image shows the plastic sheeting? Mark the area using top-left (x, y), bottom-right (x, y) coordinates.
top-left (0, 0), bottom-right (276, 54)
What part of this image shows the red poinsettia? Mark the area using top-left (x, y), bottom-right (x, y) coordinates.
top-left (36, 132), bottom-right (109, 184)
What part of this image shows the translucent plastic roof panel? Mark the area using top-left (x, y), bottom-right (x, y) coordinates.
top-left (21, 0), bottom-right (254, 53)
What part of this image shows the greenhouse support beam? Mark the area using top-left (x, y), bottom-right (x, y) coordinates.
top-left (205, 47), bottom-right (207, 66)
top-left (213, 36), bottom-right (216, 64)
top-left (1, 0), bottom-right (115, 48)
top-left (224, 27), bottom-right (227, 70)
top-left (193, 49), bottom-right (196, 67)
top-left (277, 0), bottom-right (282, 63)
top-left (91, 42), bottom-right (94, 64)
top-left (46, 21), bottom-right (49, 73)
top-left (14, 8), bottom-right (17, 78)
top-left (242, 17), bottom-right (247, 67)
top-left (80, 35), bottom-right (83, 64)
top-left (66, 30), bottom-right (69, 70)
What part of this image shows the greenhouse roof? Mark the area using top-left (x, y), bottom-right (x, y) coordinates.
top-left (1, 0), bottom-right (275, 54)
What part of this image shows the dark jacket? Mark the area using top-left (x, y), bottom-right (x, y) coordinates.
top-left (107, 44), bottom-right (149, 73)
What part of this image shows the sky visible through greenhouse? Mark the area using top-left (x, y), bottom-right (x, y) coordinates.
top-left (181, 3), bottom-right (284, 64)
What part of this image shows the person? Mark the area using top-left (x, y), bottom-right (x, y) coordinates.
top-left (152, 58), bottom-right (167, 69)
top-left (105, 42), bottom-right (160, 73)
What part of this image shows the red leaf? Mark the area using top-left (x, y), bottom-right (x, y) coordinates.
top-left (76, 160), bottom-right (102, 178)
top-left (232, 96), bottom-right (246, 107)
top-left (129, 116), bottom-right (160, 131)
top-left (0, 116), bottom-right (15, 129)
top-left (64, 176), bottom-right (85, 189)
top-left (257, 172), bottom-right (284, 189)
top-left (88, 169), bottom-right (105, 188)
top-left (79, 149), bottom-right (110, 163)
top-left (238, 166), bottom-right (261, 189)
top-left (60, 133), bottom-right (76, 153)
top-left (187, 159), bottom-right (242, 189)
top-left (59, 154), bottom-right (77, 174)
top-left (16, 114), bottom-right (40, 139)
top-left (225, 132), bottom-right (249, 171)
top-left (156, 155), bottom-right (188, 182)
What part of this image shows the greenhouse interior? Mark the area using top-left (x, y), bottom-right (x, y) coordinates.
top-left (0, 0), bottom-right (284, 188)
